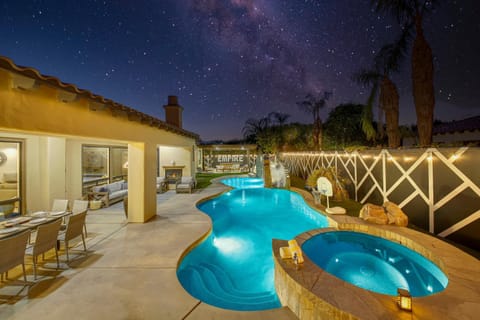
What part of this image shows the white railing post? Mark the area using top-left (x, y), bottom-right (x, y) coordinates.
top-left (335, 151), bottom-right (338, 176)
top-left (428, 149), bottom-right (435, 233)
top-left (354, 151), bottom-right (358, 202)
top-left (382, 150), bottom-right (387, 203)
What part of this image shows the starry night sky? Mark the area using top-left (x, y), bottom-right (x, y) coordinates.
top-left (1, 0), bottom-right (479, 141)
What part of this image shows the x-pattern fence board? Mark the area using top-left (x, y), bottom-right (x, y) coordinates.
top-left (280, 147), bottom-right (480, 239)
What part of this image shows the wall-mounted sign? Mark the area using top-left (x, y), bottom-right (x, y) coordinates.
top-left (216, 154), bottom-right (244, 163)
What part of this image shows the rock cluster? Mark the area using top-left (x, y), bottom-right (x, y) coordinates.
top-left (359, 201), bottom-right (408, 226)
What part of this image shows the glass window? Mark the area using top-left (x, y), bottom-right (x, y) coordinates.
top-left (82, 145), bottom-right (128, 194)
top-left (0, 140), bottom-right (22, 218)
top-left (82, 146), bottom-right (109, 194)
top-left (110, 147), bottom-right (128, 182)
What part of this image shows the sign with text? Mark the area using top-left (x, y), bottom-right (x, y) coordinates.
top-left (216, 154), bottom-right (244, 163)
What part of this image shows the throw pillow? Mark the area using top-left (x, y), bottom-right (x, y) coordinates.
top-left (3, 172), bottom-right (17, 183)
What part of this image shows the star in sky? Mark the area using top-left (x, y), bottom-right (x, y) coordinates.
top-left (0, 0), bottom-right (479, 141)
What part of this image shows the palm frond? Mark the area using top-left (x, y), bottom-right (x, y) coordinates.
top-left (296, 94), bottom-right (314, 114)
top-left (421, 0), bottom-right (441, 15)
top-left (375, 24), bottom-right (413, 75)
top-left (268, 111), bottom-right (291, 125)
top-left (371, 0), bottom-right (416, 23)
top-left (352, 69), bottom-right (381, 86)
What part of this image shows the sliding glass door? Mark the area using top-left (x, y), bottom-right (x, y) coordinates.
top-left (81, 145), bottom-right (128, 195)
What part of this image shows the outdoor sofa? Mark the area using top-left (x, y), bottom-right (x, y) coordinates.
top-left (89, 180), bottom-right (128, 207)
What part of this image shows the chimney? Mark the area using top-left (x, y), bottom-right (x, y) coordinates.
top-left (163, 95), bottom-right (183, 128)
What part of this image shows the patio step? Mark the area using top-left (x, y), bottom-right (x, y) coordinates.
top-left (178, 264), bottom-right (279, 310)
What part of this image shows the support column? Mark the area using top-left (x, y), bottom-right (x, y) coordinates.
top-left (128, 142), bottom-right (157, 222)
top-left (45, 137), bottom-right (67, 209)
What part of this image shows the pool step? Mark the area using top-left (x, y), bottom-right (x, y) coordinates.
top-left (178, 264), bottom-right (279, 311)
top-left (198, 263), bottom-right (274, 301)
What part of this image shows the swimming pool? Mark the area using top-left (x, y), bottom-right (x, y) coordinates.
top-left (177, 183), bottom-right (328, 311)
top-left (302, 231), bottom-right (448, 296)
top-left (220, 176), bottom-right (264, 189)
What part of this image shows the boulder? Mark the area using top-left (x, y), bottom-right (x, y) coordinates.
top-left (359, 203), bottom-right (388, 225)
top-left (384, 201), bottom-right (408, 227)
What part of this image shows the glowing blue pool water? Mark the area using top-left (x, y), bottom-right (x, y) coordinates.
top-left (302, 231), bottom-right (448, 296)
top-left (220, 176), bottom-right (264, 189)
top-left (177, 181), bottom-right (328, 310)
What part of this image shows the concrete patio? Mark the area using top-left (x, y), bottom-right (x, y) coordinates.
top-left (1, 180), bottom-right (479, 320)
top-left (0, 181), bottom-right (296, 320)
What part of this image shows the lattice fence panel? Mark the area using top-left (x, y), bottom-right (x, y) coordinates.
top-left (280, 147), bottom-right (480, 248)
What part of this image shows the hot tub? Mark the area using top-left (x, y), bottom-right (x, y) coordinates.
top-left (301, 231), bottom-right (448, 296)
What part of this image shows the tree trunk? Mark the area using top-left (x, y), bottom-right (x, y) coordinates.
top-left (380, 76), bottom-right (400, 148)
top-left (318, 120), bottom-right (323, 150)
top-left (412, 14), bottom-right (435, 147)
top-left (263, 158), bottom-right (272, 188)
top-left (313, 118), bottom-right (321, 151)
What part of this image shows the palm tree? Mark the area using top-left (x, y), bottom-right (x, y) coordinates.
top-left (268, 112), bottom-right (290, 151)
top-left (268, 112), bottom-right (290, 127)
top-left (354, 28), bottom-right (410, 148)
top-left (242, 116), bottom-right (280, 154)
top-left (297, 92), bottom-right (331, 150)
top-left (242, 117), bottom-right (270, 143)
top-left (371, 0), bottom-right (438, 146)
top-left (354, 69), bottom-right (381, 142)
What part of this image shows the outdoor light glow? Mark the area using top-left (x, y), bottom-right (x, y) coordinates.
top-left (213, 236), bottom-right (243, 254)
top-left (3, 147), bottom-right (18, 158)
top-left (397, 288), bottom-right (412, 312)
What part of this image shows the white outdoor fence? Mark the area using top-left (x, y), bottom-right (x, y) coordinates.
top-left (280, 147), bottom-right (480, 252)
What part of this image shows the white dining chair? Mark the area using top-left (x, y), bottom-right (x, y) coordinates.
top-left (51, 199), bottom-right (69, 213)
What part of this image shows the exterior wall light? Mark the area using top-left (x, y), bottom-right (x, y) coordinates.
top-left (397, 288), bottom-right (412, 311)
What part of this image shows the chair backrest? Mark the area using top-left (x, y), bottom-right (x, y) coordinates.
top-left (156, 176), bottom-right (165, 183)
top-left (72, 200), bottom-right (89, 214)
top-left (0, 230), bottom-right (30, 273)
top-left (65, 211), bottom-right (87, 242)
top-left (181, 176), bottom-right (193, 184)
top-left (51, 199), bottom-right (69, 212)
top-left (32, 219), bottom-right (62, 257)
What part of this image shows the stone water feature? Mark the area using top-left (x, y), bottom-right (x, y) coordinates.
top-left (270, 158), bottom-right (288, 188)
top-left (256, 155), bottom-right (289, 188)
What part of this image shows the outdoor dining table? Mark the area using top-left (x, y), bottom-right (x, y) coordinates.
top-left (0, 211), bottom-right (70, 240)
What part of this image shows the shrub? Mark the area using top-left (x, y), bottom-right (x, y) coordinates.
top-left (306, 167), bottom-right (350, 201)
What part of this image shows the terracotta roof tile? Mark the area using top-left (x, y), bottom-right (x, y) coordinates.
top-left (0, 56), bottom-right (199, 140)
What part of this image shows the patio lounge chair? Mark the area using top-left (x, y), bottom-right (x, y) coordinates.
top-left (156, 176), bottom-right (168, 193)
top-left (176, 176), bottom-right (195, 193)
